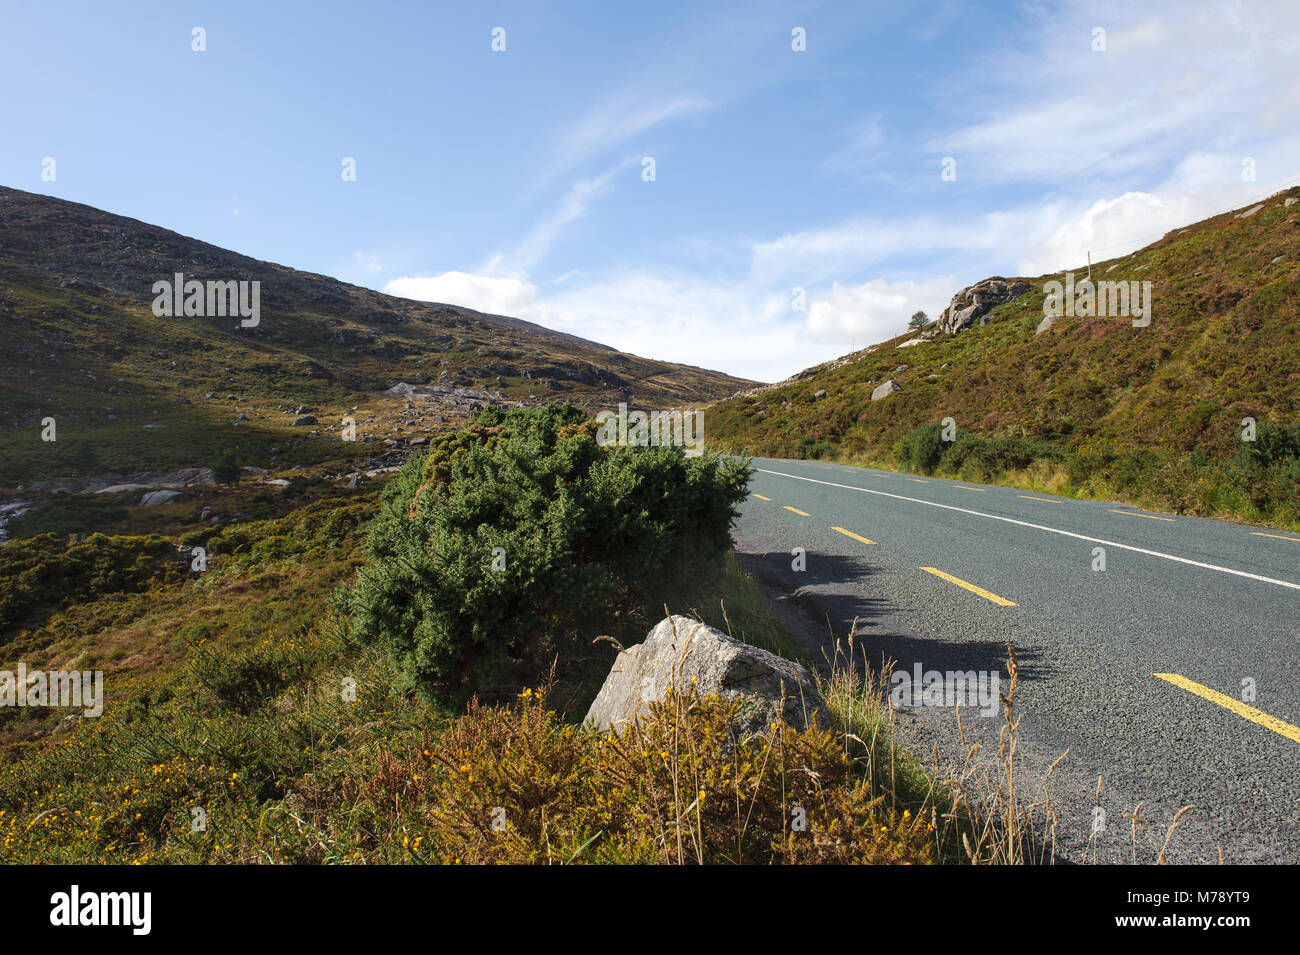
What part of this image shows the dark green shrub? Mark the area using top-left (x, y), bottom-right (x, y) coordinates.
top-left (187, 636), bottom-right (315, 715)
top-left (211, 451), bottom-right (240, 485)
top-left (1235, 421), bottom-right (1300, 470)
top-left (0, 532), bottom-right (181, 635)
top-left (938, 431), bottom-right (979, 474)
top-left (971, 437), bottom-right (1042, 477)
top-left (1232, 422), bottom-right (1300, 510)
top-left (799, 437), bottom-right (836, 460)
top-left (894, 423), bottom-right (946, 474)
top-left (1112, 446), bottom-right (1158, 492)
top-left (338, 405), bottom-right (751, 706)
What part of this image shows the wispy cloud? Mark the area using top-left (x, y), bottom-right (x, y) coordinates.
top-left (483, 160), bottom-right (630, 276)
top-left (931, 2), bottom-right (1300, 185)
top-left (821, 113), bottom-right (888, 176)
top-left (548, 95), bottom-right (712, 180)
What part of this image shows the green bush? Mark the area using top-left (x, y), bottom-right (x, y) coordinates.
top-left (937, 430), bottom-right (979, 473)
top-left (338, 404), bottom-right (751, 706)
top-left (0, 532), bottom-right (182, 636)
top-left (894, 424), bottom-right (1052, 480)
top-left (1232, 422), bottom-right (1300, 511)
top-left (970, 436), bottom-right (1047, 478)
top-left (894, 423), bottom-right (946, 474)
top-left (211, 451), bottom-right (240, 485)
top-left (799, 436), bottom-right (836, 460)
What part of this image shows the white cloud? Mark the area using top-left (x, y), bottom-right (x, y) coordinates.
top-left (748, 206), bottom-right (1061, 286)
top-left (804, 277), bottom-right (957, 343)
top-left (382, 261), bottom-right (963, 384)
top-left (1018, 159), bottom-right (1300, 275)
top-left (383, 271), bottom-right (537, 318)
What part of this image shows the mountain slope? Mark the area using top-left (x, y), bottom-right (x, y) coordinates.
top-left (0, 186), bottom-right (752, 485)
top-left (706, 187), bottom-right (1300, 526)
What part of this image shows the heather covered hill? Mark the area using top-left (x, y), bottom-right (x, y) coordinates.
top-left (705, 188), bottom-right (1300, 527)
top-left (0, 186), bottom-right (752, 485)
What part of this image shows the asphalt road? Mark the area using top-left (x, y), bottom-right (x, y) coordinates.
top-left (731, 456), bottom-right (1300, 864)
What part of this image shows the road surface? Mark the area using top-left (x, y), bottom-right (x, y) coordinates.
top-left (731, 456), bottom-right (1300, 863)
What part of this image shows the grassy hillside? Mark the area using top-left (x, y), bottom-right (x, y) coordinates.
top-left (0, 186), bottom-right (751, 487)
top-left (705, 188), bottom-right (1300, 528)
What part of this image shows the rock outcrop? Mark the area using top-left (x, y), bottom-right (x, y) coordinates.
top-left (585, 616), bottom-right (828, 738)
top-left (871, 379), bottom-right (902, 401)
top-left (937, 277), bottom-right (1033, 334)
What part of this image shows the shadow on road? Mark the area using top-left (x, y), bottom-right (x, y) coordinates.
top-left (733, 545), bottom-right (1049, 685)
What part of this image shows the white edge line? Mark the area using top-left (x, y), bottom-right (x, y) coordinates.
top-left (755, 467), bottom-right (1300, 592)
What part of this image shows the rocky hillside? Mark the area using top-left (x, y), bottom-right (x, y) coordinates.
top-left (0, 186), bottom-right (751, 486)
top-left (706, 188), bottom-right (1300, 524)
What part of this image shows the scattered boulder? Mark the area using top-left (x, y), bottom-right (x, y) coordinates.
top-left (1286, 198), bottom-right (1299, 208)
top-left (584, 616), bottom-right (828, 738)
top-left (813, 389), bottom-right (826, 400)
top-left (292, 415), bottom-right (317, 426)
top-left (95, 483), bottom-right (152, 495)
top-left (140, 489), bottom-right (188, 507)
top-left (871, 379), bottom-right (902, 401)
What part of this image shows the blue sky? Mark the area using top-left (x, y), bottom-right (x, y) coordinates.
top-left (4, 0), bottom-right (1299, 381)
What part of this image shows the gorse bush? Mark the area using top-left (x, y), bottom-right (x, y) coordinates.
top-left (0, 532), bottom-right (183, 636)
top-left (339, 404), bottom-right (751, 707)
top-left (211, 450), bottom-right (241, 485)
top-left (1232, 421), bottom-right (1300, 511)
top-left (799, 436), bottom-right (836, 460)
top-left (391, 688), bottom-right (934, 864)
top-left (894, 422), bottom-right (946, 474)
top-left (894, 424), bottom-right (1055, 480)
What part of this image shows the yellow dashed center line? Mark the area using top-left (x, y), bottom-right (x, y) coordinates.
top-left (782, 506), bottom-right (811, 516)
top-left (920, 567), bottom-right (1017, 606)
top-left (1252, 531), bottom-right (1300, 543)
top-left (752, 494), bottom-right (772, 501)
top-left (1018, 495), bottom-right (1062, 503)
top-left (955, 485), bottom-right (986, 492)
top-left (909, 478), bottom-right (929, 483)
top-left (1155, 673), bottom-right (1300, 745)
top-left (831, 526), bottom-right (876, 546)
top-left (1109, 509), bottom-right (1175, 521)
